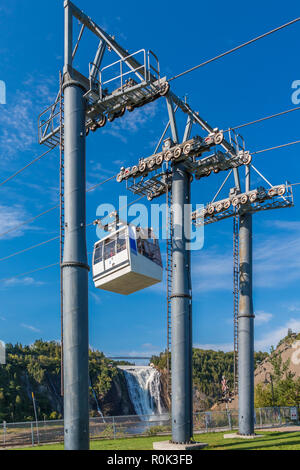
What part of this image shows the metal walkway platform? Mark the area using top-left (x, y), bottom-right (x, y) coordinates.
top-left (38, 48), bottom-right (169, 147)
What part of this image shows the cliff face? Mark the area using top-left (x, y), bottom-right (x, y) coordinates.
top-left (159, 369), bottom-right (171, 411)
top-left (1, 341), bottom-right (170, 421)
top-left (0, 342), bottom-right (140, 422)
top-left (158, 369), bottom-right (213, 413)
top-left (254, 337), bottom-right (300, 385)
top-left (42, 371), bottom-right (64, 415)
top-left (212, 335), bottom-right (300, 411)
top-left (19, 368), bottom-right (137, 419)
top-left (100, 370), bottom-right (135, 416)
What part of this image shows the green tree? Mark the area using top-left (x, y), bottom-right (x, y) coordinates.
top-left (255, 345), bottom-right (298, 407)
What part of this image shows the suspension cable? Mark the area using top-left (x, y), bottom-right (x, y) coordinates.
top-left (0, 193), bottom-right (145, 270)
top-left (0, 174), bottom-right (118, 239)
top-left (1, 164), bottom-right (298, 279)
top-left (0, 147), bottom-right (55, 188)
top-left (0, 262), bottom-right (60, 283)
top-left (2, 133), bottom-right (299, 260)
top-left (0, 236), bottom-right (59, 263)
top-left (87, 174), bottom-right (117, 192)
top-left (0, 136), bottom-right (297, 259)
top-left (225, 106), bottom-right (300, 133)
top-left (86, 194), bottom-right (146, 228)
top-left (251, 139), bottom-right (300, 155)
top-left (168, 17), bottom-right (300, 82)
top-left (1, 133), bottom-right (298, 241)
top-left (0, 252), bottom-right (97, 284)
top-left (0, 205), bottom-right (60, 239)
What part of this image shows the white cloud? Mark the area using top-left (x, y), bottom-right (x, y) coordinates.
top-left (116, 102), bottom-right (158, 133)
top-left (3, 277), bottom-right (43, 287)
top-left (193, 342), bottom-right (233, 352)
top-left (192, 249), bottom-right (232, 293)
top-left (90, 163), bottom-right (115, 175)
top-left (102, 102), bottom-right (158, 142)
top-left (194, 318), bottom-right (300, 353)
top-left (0, 75), bottom-right (56, 160)
top-left (90, 291), bottom-right (102, 305)
top-left (141, 343), bottom-right (159, 350)
top-left (191, 220), bottom-right (300, 294)
top-left (0, 204), bottom-right (29, 239)
top-left (87, 163), bottom-right (116, 190)
top-left (107, 347), bottom-right (161, 358)
top-left (0, 95), bottom-right (36, 159)
top-left (254, 232), bottom-right (300, 288)
top-left (255, 318), bottom-right (300, 352)
top-left (255, 311), bottom-right (273, 326)
top-left (20, 324), bottom-right (41, 333)
top-left (288, 305), bottom-right (300, 313)
top-left (102, 128), bottom-right (128, 144)
top-left (265, 220), bottom-right (300, 232)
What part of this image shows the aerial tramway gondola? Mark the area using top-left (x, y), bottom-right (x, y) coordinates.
top-left (92, 216), bottom-right (163, 295)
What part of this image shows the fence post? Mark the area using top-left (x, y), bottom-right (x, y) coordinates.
top-left (148, 417), bottom-right (151, 436)
top-left (113, 417), bottom-right (116, 440)
top-left (36, 420), bottom-right (40, 446)
top-left (3, 421), bottom-right (6, 447)
top-left (194, 413), bottom-right (199, 433)
top-left (259, 408), bottom-right (262, 428)
top-left (279, 407), bottom-right (282, 426)
top-left (227, 410), bottom-right (232, 431)
top-left (31, 422), bottom-right (34, 447)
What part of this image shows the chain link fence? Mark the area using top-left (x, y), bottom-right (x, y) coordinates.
top-left (0, 406), bottom-right (298, 448)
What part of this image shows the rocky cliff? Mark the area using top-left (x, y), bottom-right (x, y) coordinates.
top-left (99, 369), bottom-right (135, 416)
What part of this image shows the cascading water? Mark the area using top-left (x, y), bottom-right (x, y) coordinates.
top-left (120, 366), bottom-right (166, 419)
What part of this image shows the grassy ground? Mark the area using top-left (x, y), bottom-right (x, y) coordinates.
top-left (14, 431), bottom-right (300, 451)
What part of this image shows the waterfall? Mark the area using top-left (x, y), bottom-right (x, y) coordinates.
top-left (120, 366), bottom-right (166, 418)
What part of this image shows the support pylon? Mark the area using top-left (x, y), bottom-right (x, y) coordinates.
top-left (62, 1), bottom-right (90, 450)
top-left (171, 163), bottom-right (193, 443)
top-left (238, 165), bottom-right (255, 436)
top-left (233, 213), bottom-right (239, 394)
top-left (166, 186), bottom-right (173, 401)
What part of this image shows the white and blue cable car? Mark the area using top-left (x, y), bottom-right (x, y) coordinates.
top-left (92, 220), bottom-right (163, 295)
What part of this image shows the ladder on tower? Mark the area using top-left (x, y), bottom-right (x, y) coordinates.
top-left (166, 185), bottom-right (173, 401)
top-left (59, 72), bottom-right (65, 397)
top-left (233, 212), bottom-right (239, 394)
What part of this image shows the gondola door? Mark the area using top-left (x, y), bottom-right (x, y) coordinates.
top-left (103, 235), bottom-right (117, 272)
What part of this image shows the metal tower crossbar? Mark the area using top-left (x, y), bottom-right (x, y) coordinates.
top-left (192, 183), bottom-right (294, 226)
top-left (117, 139), bottom-right (251, 201)
top-left (38, 1), bottom-right (170, 148)
top-left (169, 93), bottom-right (242, 191)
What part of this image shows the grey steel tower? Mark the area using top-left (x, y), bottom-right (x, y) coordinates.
top-left (62, 0), bottom-right (90, 450)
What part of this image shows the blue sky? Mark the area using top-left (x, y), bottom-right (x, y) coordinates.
top-left (0, 0), bottom-right (300, 360)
